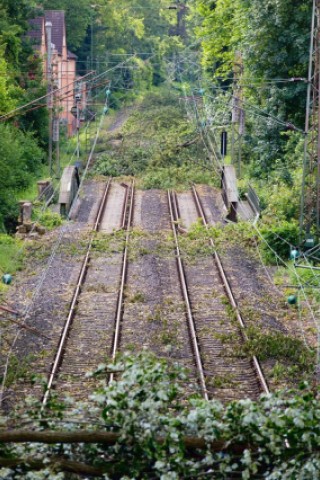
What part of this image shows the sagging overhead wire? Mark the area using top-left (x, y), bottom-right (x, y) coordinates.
top-left (0, 55), bottom-right (139, 123)
top-left (0, 85), bottom-right (110, 407)
top-left (169, 54), bottom-right (320, 359)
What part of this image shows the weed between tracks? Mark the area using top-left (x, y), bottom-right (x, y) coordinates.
top-left (214, 324), bottom-right (315, 386)
top-left (1, 354), bottom-right (37, 386)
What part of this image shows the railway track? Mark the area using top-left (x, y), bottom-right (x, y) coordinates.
top-left (42, 179), bottom-right (134, 407)
top-left (4, 181), bottom-right (271, 409)
top-left (168, 187), bottom-right (269, 401)
top-left (168, 190), bottom-right (209, 400)
top-left (192, 186), bottom-right (269, 395)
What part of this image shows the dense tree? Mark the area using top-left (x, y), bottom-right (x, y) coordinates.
top-left (194, 0), bottom-right (311, 176)
top-left (0, 0), bottom-right (46, 230)
top-left (40, 0), bottom-right (92, 50)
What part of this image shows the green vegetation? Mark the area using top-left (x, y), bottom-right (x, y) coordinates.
top-left (0, 125), bottom-right (44, 232)
top-left (242, 326), bottom-right (315, 376)
top-left (32, 210), bottom-right (63, 230)
top-left (195, 0), bottom-right (309, 176)
top-left (94, 90), bottom-right (216, 189)
top-left (0, 354), bottom-right (35, 387)
top-left (191, 0), bottom-right (312, 258)
top-left (0, 234), bottom-right (23, 276)
top-left (2, 353), bottom-right (320, 478)
top-left (0, 1), bottom-right (48, 231)
top-left (0, 234), bottom-right (24, 298)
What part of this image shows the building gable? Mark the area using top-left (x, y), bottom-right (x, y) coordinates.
top-left (44, 10), bottom-right (66, 57)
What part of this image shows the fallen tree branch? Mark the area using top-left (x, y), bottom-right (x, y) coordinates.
top-left (0, 429), bottom-right (247, 454)
top-left (0, 456), bottom-right (108, 476)
top-left (0, 315), bottom-right (51, 340)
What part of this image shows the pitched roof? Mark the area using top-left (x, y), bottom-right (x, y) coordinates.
top-left (68, 50), bottom-right (78, 60)
top-left (28, 17), bottom-right (44, 49)
top-left (44, 10), bottom-right (66, 56)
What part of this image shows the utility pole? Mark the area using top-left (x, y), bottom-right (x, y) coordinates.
top-left (52, 62), bottom-right (61, 178)
top-left (300, 0), bottom-right (320, 237)
top-left (75, 91), bottom-right (81, 163)
top-left (231, 52), bottom-right (244, 177)
top-left (45, 21), bottom-right (53, 177)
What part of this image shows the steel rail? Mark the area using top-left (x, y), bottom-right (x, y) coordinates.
top-left (42, 178), bottom-right (112, 408)
top-left (191, 185), bottom-right (270, 395)
top-left (109, 181), bottom-right (135, 383)
top-left (167, 190), bottom-right (209, 401)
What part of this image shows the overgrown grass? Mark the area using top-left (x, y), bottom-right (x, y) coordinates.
top-left (242, 326), bottom-right (315, 370)
top-left (0, 234), bottom-right (24, 298)
top-left (33, 210), bottom-right (63, 230)
top-left (140, 164), bottom-right (217, 191)
top-left (0, 234), bottom-right (24, 275)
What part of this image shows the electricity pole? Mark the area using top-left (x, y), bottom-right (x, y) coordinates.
top-left (52, 85), bottom-right (60, 178)
top-left (300, 0), bottom-right (320, 237)
top-left (45, 21), bottom-right (53, 177)
top-left (75, 91), bottom-right (81, 163)
top-left (231, 52), bottom-right (244, 177)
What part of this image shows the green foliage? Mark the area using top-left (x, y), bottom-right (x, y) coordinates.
top-left (241, 326), bottom-right (314, 374)
top-left (141, 164), bottom-right (215, 190)
top-left (0, 234), bottom-right (23, 275)
top-left (0, 1), bottom-right (49, 229)
top-left (195, 0), bottom-right (310, 184)
top-left (74, 0), bottom-right (189, 92)
top-left (34, 210), bottom-right (63, 230)
top-left (0, 124), bottom-right (44, 231)
top-left (260, 220), bottom-right (299, 264)
top-left (94, 90), bottom-right (213, 188)
top-left (3, 353), bottom-right (320, 478)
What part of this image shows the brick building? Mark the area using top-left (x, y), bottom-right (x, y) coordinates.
top-left (28, 10), bottom-right (81, 136)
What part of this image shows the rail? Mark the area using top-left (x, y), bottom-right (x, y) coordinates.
top-left (109, 181), bottom-right (135, 383)
top-left (191, 185), bottom-right (270, 395)
top-left (42, 178), bottom-right (112, 408)
top-left (168, 190), bottom-right (209, 400)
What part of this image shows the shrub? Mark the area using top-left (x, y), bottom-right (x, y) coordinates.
top-left (35, 210), bottom-right (63, 230)
top-left (0, 233), bottom-right (23, 275)
top-left (261, 220), bottom-right (299, 264)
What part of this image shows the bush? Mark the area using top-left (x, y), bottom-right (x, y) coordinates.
top-left (261, 220), bottom-right (299, 264)
top-left (0, 234), bottom-right (23, 275)
top-left (0, 124), bottom-right (44, 230)
top-left (35, 210), bottom-right (63, 230)
top-left (3, 353), bottom-right (320, 479)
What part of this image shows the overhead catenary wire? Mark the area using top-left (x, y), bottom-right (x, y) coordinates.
top-left (0, 76), bottom-right (113, 406)
top-left (0, 55), bottom-right (140, 123)
top-left (170, 55), bottom-right (320, 374)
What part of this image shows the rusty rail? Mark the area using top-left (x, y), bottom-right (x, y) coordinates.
top-left (42, 178), bottom-right (112, 408)
top-left (191, 185), bottom-right (269, 395)
top-left (109, 181), bottom-right (135, 383)
top-left (167, 190), bottom-right (209, 401)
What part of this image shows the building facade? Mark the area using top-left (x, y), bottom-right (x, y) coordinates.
top-left (28, 11), bottom-right (80, 136)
